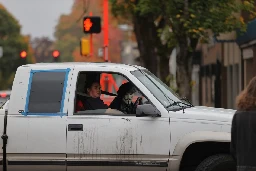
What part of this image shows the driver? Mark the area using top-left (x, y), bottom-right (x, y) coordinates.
top-left (109, 82), bottom-right (138, 114)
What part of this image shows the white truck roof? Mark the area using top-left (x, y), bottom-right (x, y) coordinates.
top-left (21, 62), bottom-right (146, 72)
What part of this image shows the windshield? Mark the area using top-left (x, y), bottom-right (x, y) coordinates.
top-left (131, 69), bottom-right (191, 109)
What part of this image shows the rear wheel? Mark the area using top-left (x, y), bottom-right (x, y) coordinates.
top-left (194, 154), bottom-right (236, 171)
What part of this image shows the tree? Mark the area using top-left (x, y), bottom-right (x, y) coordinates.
top-left (24, 35), bottom-right (36, 64)
top-left (54, 0), bottom-right (123, 63)
top-left (31, 37), bottom-right (54, 62)
top-left (110, 0), bottom-right (173, 84)
top-left (0, 3), bottom-right (35, 90)
top-left (110, 0), bottom-right (256, 100)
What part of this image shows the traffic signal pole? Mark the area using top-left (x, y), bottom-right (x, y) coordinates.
top-left (103, 0), bottom-right (108, 62)
top-left (90, 12), bottom-right (93, 56)
top-left (101, 0), bottom-right (116, 95)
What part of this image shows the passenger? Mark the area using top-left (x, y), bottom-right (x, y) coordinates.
top-left (109, 82), bottom-right (138, 114)
top-left (76, 81), bottom-right (108, 112)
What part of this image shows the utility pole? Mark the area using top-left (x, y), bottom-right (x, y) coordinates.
top-left (89, 12), bottom-right (93, 56)
top-left (103, 0), bottom-right (108, 62)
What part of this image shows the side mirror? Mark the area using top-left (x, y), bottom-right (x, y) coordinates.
top-left (136, 104), bottom-right (161, 117)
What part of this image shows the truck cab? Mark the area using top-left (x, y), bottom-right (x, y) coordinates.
top-left (1, 62), bottom-right (236, 171)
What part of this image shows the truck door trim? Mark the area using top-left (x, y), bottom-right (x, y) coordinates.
top-left (22, 68), bottom-right (70, 117)
top-left (7, 160), bottom-right (66, 166)
top-left (5, 160), bottom-right (168, 167)
top-left (66, 160), bottom-right (168, 167)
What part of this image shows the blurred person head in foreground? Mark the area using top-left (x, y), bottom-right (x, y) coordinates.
top-left (230, 76), bottom-right (256, 171)
top-left (236, 76), bottom-right (256, 111)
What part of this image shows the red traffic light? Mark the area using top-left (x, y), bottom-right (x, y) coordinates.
top-left (52, 50), bottom-right (60, 58)
top-left (84, 18), bottom-right (93, 31)
top-left (83, 16), bottom-right (101, 34)
top-left (20, 51), bottom-right (27, 58)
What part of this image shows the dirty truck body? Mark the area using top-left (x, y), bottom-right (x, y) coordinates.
top-left (0, 62), bottom-right (236, 171)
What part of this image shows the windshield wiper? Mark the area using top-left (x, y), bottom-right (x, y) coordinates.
top-left (180, 97), bottom-right (194, 107)
top-left (166, 101), bottom-right (193, 113)
top-left (166, 101), bottom-right (193, 108)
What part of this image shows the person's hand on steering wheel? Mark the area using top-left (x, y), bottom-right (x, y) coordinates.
top-left (132, 97), bottom-right (143, 113)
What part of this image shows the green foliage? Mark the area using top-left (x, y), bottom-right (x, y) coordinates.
top-left (136, 0), bottom-right (163, 16)
top-left (110, 0), bottom-right (163, 19)
top-left (111, 0), bottom-right (255, 46)
top-left (170, 0), bottom-right (254, 41)
top-left (0, 5), bottom-right (32, 90)
top-left (110, 0), bottom-right (136, 17)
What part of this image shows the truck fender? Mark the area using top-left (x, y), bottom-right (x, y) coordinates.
top-left (169, 131), bottom-right (231, 171)
top-left (173, 131), bottom-right (231, 156)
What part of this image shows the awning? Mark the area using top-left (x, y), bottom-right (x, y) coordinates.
top-left (236, 19), bottom-right (256, 46)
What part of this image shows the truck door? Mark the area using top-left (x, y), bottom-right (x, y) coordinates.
top-left (4, 68), bottom-right (70, 171)
top-left (66, 71), bottom-right (171, 171)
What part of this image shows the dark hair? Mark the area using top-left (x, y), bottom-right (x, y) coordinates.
top-left (84, 81), bottom-right (99, 92)
top-left (117, 82), bottom-right (135, 97)
top-left (236, 76), bottom-right (256, 111)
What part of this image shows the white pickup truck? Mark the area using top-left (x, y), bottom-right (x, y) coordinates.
top-left (1, 62), bottom-right (236, 171)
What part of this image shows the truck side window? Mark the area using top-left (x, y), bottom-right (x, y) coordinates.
top-left (25, 70), bottom-right (69, 115)
top-left (75, 71), bottom-right (148, 115)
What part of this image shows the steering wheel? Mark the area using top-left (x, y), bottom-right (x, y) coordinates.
top-left (132, 97), bottom-right (143, 113)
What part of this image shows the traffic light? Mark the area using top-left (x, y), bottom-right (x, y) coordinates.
top-left (83, 16), bottom-right (101, 34)
top-left (52, 50), bottom-right (60, 62)
top-left (80, 38), bottom-right (90, 56)
top-left (20, 50), bottom-right (27, 58)
top-left (52, 50), bottom-right (60, 58)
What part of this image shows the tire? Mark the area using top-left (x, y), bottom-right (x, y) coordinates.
top-left (194, 154), bottom-right (236, 171)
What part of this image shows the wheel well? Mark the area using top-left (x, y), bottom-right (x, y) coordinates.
top-left (179, 141), bottom-right (230, 171)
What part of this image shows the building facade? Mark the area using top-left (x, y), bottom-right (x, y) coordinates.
top-left (236, 19), bottom-right (256, 89)
top-left (197, 32), bottom-right (242, 109)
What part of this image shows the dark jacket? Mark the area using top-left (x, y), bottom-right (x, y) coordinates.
top-left (109, 96), bottom-right (134, 114)
top-left (76, 93), bottom-right (108, 111)
top-left (231, 110), bottom-right (256, 171)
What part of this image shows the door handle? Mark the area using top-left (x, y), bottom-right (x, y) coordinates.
top-left (68, 124), bottom-right (83, 131)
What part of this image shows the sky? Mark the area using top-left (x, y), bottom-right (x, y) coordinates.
top-left (0, 0), bottom-right (74, 40)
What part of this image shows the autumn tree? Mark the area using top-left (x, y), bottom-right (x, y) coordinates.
top-left (24, 35), bottom-right (36, 64)
top-left (0, 3), bottom-right (35, 90)
top-left (31, 37), bottom-right (54, 62)
top-left (54, 0), bottom-right (123, 63)
top-left (110, 0), bottom-right (256, 100)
